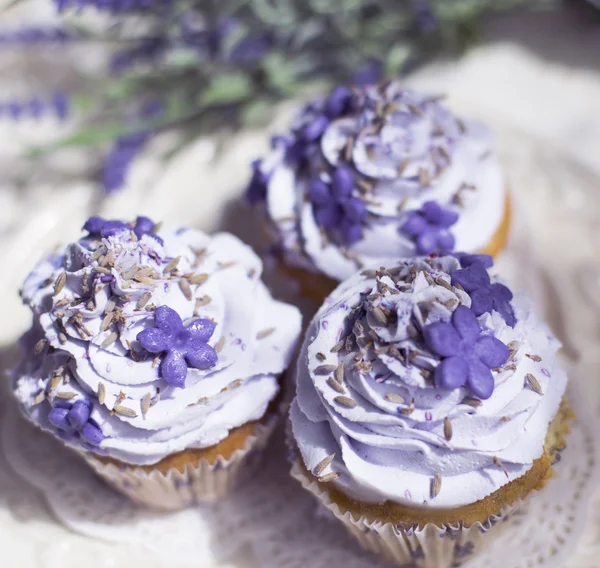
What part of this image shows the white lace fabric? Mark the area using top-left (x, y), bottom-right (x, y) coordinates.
top-left (2, 42), bottom-right (600, 568)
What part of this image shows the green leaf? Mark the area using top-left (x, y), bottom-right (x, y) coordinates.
top-left (385, 43), bottom-right (412, 76)
top-left (28, 123), bottom-right (133, 157)
top-left (241, 98), bottom-right (273, 126)
top-left (200, 74), bottom-right (253, 105)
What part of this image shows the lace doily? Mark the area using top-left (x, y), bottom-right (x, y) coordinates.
top-left (1, 372), bottom-right (597, 568)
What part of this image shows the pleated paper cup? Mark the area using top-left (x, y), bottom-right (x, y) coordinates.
top-left (290, 460), bottom-right (523, 568)
top-left (84, 414), bottom-right (278, 511)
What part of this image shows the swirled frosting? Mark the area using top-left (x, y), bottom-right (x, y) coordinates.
top-left (14, 217), bottom-right (302, 465)
top-left (290, 255), bottom-right (567, 508)
top-left (248, 82), bottom-right (506, 281)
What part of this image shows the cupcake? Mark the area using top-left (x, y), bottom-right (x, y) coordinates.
top-left (247, 82), bottom-right (510, 304)
top-left (289, 254), bottom-right (570, 567)
top-left (13, 216), bottom-right (302, 510)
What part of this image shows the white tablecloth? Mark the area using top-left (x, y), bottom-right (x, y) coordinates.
top-left (2, 10), bottom-right (600, 565)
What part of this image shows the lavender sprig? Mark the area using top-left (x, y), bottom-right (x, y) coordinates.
top-left (2, 0), bottom-right (558, 193)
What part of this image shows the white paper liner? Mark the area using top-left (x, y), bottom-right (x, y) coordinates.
top-left (84, 413), bottom-right (279, 511)
top-left (290, 459), bottom-right (523, 568)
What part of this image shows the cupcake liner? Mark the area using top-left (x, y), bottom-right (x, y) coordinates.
top-left (84, 414), bottom-right (279, 511)
top-left (290, 460), bottom-right (523, 568)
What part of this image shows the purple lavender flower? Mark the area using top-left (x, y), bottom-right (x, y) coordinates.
top-left (352, 58), bottom-right (384, 85)
top-left (247, 159), bottom-right (269, 204)
top-left (110, 38), bottom-right (168, 73)
top-left (230, 33), bottom-right (273, 64)
top-left (137, 305), bottom-right (218, 388)
top-left (48, 398), bottom-right (104, 445)
top-left (0, 26), bottom-right (71, 45)
top-left (0, 92), bottom-right (69, 121)
top-left (413, 0), bottom-right (438, 33)
top-left (102, 131), bottom-right (150, 193)
top-left (309, 166), bottom-right (367, 246)
top-left (180, 15), bottom-right (235, 56)
top-left (423, 305), bottom-right (509, 399)
top-left (401, 201), bottom-right (458, 255)
top-left (451, 261), bottom-right (516, 327)
top-left (55, 0), bottom-right (172, 14)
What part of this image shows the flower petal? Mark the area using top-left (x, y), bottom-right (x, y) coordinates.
top-left (416, 230), bottom-right (438, 255)
top-left (161, 349), bottom-right (188, 388)
top-left (494, 297), bottom-right (516, 328)
top-left (154, 305), bottom-right (183, 334)
top-left (423, 321), bottom-right (461, 357)
top-left (457, 253), bottom-right (494, 269)
top-left (474, 336), bottom-right (509, 368)
top-left (302, 115), bottom-right (329, 141)
top-left (331, 166), bottom-right (354, 199)
top-left (134, 216), bottom-right (155, 235)
top-left (67, 399), bottom-right (92, 429)
top-left (48, 407), bottom-right (72, 431)
top-left (469, 288), bottom-right (494, 317)
top-left (81, 422), bottom-right (104, 445)
top-left (339, 220), bottom-right (363, 245)
top-left (137, 327), bottom-right (170, 353)
top-left (325, 86), bottom-right (354, 118)
top-left (100, 220), bottom-right (130, 238)
top-left (342, 197), bottom-right (367, 222)
top-left (402, 213), bottom-right (427, 236)
top-left (314, 203), bottom-right (342, 229)
top-left (186, 341), bottom-right (218, 370)
top-left (436, 230), bottom-right (455, 252)
top-left (186, 318), bottom-right (216, 342)
top-left (83, 216), bottom-right (105, 235)
top-left (451, 262), bottom-right (489, 293)
top-left (452, 305), bottom-right (480, 342)
top-left (435, 356), bottom-right (468, 390)
top-left (421, 201), bottom-right (443, 223)
top-left (492, 283), bottom-right (513, 302)
top-left (467, 359), bottom-right (495, 400)
top-left (308, 179), bottom-right (331, 206)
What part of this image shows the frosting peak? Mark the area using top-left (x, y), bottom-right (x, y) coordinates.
top-left (249, 81), bottom-right (506, 281)
top-left (15, 218), bottom-right (302, 465)
top-left (290, 255), bottom-right (567, 508)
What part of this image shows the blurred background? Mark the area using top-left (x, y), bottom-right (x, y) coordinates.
top-left (1, 1), bottom-right (600, 566)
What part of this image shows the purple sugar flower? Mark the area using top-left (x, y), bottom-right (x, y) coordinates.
top-left (401, 201), bottom-right (458, 255)
top-left (455, 252), bottom-right (493, 269)
top-left (83, 215), bottom-right (163, 244)
top-left (423, 305), bottom-right (509, 399)
top-left (48, 398), bottom-right (104, 445)
top-left (137, 305), bottom-right (218, 388)
top-left (451, 261), bottom-right (515, 327)
top-left (309, 166), bottom-right (367, 246)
